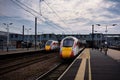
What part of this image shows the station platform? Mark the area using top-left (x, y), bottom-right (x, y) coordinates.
top-left (107, 49), bottom-right (120, 62)
top-left (0, 48), bottom-right (43, 56)
top-left (58, 48), bottom-right (120, 80)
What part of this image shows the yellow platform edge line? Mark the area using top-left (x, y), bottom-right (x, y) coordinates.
top-left (75, 48), bottom-right (92, 80)
top-left (88, 49), bottom-right (92, 80)
top-left (75, 48), bottom-right (89, 80)
top-left (89, 58), bottom-right (92, 80)
top-left (74, 58), bottom-right (86, 80)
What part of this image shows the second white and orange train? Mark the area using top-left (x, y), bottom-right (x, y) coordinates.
top-left (45, 36), bottom-right (83, 59)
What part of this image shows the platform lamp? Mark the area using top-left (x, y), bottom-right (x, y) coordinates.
top-left (105, 24), bottom-right (117, 45)
top-left (92, 24), bottom-right (100, 49)
top-left (95, 24), bottom-right (117, 46)
top-left (25, 28), bottom-right (31, 50)
top-left (3, 23), bottom-right (13, 52)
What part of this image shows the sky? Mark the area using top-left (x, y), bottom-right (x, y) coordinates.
top-left (0, 0), bottom-right (120, 34)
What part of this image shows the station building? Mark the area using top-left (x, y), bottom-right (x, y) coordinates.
top-left (0, 31), bottom-right (120, 50)
top-left (106, 34), bottom-right (120, 48)
top-left (0, 31), bottom-right (7, 50)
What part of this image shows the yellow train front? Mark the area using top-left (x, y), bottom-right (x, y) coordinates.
top-left (45, 40), bottom-right (51, 51)
top-left (60, 36), bottom-right (80, 59)
top-left (45, 40), bottom-right (59, 51)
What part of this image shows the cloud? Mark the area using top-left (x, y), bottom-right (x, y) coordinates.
top-left (0, 0), bottom-right (120, 34)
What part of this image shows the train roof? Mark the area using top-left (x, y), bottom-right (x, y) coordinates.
top-left (46, 40), bottom-right (58, 42)
top-left (62, 36), bottom-right (78, 41)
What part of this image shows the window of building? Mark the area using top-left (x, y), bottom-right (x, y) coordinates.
top-left (43, 34), bottom-right (46, 38)
top-left (15, 34), bottom-right (18, 38)
top-left (97, 34), bottom-right (101, 38)
top-left (49, 34), bottom-right (52, 38)
top-left (10, 34), bottom-right (14, 38)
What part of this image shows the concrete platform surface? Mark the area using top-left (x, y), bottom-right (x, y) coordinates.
top-left (58, 48), bottom-right (120, 80)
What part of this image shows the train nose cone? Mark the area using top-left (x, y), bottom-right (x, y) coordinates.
top-left (61, 47), bottom-right (73, 58)
top-left (45, 46), bottom-right (51, 50)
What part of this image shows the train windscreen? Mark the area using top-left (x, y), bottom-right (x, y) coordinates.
top-left (63, 38), bottom-right (74, 47)
top-left (46, 41), bottom-right (52, 46)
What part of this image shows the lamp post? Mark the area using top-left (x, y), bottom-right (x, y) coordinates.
top-left (96, 24), bottom-right (101, 48)
top-left (92, 24), bottom-right (100, 49)
top-left (3, 23), bottom-right (13, 52)
top-left (105, 25), bottom-right (108, 45)
top-left (105, 24), bottom-right (117, 45)
top-left (35, 17), bottom-right (37, 50)
top-left (38, 32), bottom-right (41, 42)
top-left (95, 24), bottom-right (117, 46)
top-left (38, 32), bottom-right (43, 49)
top-left (92, 25), bottom-right (94, 49)
top-left (25, 28), bottom-right (31, 50)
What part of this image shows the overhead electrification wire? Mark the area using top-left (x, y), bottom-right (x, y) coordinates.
top-left (11, 0), bottom-right (37, 18)
top-left (43, 0), bottom-right (73, 32)
top-left (43, 1), bottom-right (67, 25)
top-left (16, 0), bottom-right (64, 29)
top-left (10, 0), bottom-right (62, 32)
top-left (11, 0), bottom-right (65, 32)
top-left (10, 0), bottom-right (55, 31)
top-left (39, 0), bottom-right (42, 15)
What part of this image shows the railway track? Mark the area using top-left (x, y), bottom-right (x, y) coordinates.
top-left (36, 60), bottom-right (73, 80)
top-left (0, 51), bottom-right (58, 75)
top-left (0, 48), bottom-right (84, 80)
top-left (36, 48), bottom-right (85, 80)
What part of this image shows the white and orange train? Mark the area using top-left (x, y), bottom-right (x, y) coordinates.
top-left (45, 40), bottom-right (59, 51)
top-left (60, 36), bottom-right (81, 59)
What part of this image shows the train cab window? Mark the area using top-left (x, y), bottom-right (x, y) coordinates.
top-left (63, 38), bottom-right (74, 47)
top-left (46, 41), bottom-right (52, 46)
top-left (53, 42), bottom-right (56, 45)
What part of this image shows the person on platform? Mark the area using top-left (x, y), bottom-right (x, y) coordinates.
top-left (103, 42), bottom-right (108, 55)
